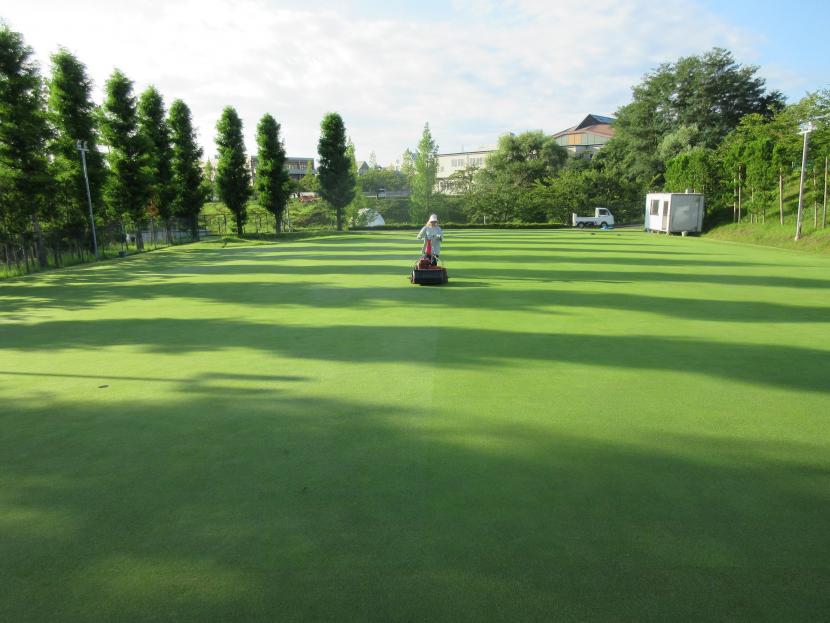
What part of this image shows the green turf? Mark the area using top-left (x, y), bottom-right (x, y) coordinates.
top-left (1, 230), bottom-right (829, 622)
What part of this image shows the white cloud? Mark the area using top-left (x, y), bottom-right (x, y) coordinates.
top-left (5, 0), bottom-right (761, 164)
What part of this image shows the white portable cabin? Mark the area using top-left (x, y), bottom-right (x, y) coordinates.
top-left (645, 192), bottom-right (704, 234)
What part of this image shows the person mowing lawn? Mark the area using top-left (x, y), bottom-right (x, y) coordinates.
top-left (417, 214), bottom-right (443, 265)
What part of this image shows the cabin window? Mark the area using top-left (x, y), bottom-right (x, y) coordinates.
top-left (649, 200), bottom-right (659, 215)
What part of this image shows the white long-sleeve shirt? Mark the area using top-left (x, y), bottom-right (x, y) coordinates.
top-left (417, 225), bottom-right (443, 255)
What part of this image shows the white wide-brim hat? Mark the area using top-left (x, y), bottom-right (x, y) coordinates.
top-left (429, 214), bottom-right (439, 222)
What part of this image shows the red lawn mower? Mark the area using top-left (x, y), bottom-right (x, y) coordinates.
top-left (410, 238), bottom-right (448, 285)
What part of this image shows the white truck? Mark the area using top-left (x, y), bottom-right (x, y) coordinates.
top-left (572, 207), bottom-right (614, 228)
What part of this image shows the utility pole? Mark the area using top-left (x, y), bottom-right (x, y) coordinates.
top-left (795, 123), bottom-right (814, 242)
top-left (76, 140), bottom-right (98, 258)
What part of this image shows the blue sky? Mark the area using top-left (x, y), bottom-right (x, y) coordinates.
top-left (4, 0), bottom-right (828, 163)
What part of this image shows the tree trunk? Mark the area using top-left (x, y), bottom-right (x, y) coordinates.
top-left (236, 214), bottom-right (244, 236)
top-left (779, 168), bottom-right (784, 225)
top-left (31, 215), bottom-right (48, 269)
top-left (336, 207), bottom-right (343, 231)
top-left (135, 225), bottom-right (145, 251)
top-left (813, 167), bottom-right (818, 229)
top-left (737, 168), bottom-right (742, 222)
top-left (191, 214), bottom-right (200, 241)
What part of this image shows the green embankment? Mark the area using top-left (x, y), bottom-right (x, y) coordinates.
top-left (705, 171), bottom-right (830, 253)
top-left (1, 230), bottom-right (828, 622)
top-left (706, 220), bottom-right (830, 254)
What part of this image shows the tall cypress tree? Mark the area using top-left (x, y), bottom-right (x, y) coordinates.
top-left (138, 86), bottom-right (174, 239)
top-left (48, 48), bottom-right (106, 238)
top-left (411, 123), bottom-right (439, 223)
top-left (317, 112), bottom-right (354, 231)
top-left (100, 69), bottom-right (151, 250)
top-left (215, 106), bottom-right (251, 235)
top-left (0, 23), bottom-right (54, 268)
top-left (168, 99), bottom-right (208, 240)
top-left (255, 113), bottom-right (290, 234)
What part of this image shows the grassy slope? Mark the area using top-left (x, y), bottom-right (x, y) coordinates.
top-left (706, 220), bottom-right (830, 254)
top-left (1, 231), bottom-right (829, 622)
top-left (705, 171), bottom-right (830, 253)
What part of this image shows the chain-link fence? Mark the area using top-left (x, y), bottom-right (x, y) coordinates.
top-left (1, 216), bottom-right (207, 278)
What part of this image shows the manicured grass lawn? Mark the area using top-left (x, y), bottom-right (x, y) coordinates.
top-left (1, 230), bottom-right (829, 622)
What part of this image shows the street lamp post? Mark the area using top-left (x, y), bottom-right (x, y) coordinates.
top-left (795, 122), bottom-right (816, 241)
top-left (76, 140), bottom-right (98, 258)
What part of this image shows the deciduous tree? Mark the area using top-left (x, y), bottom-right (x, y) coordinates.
top-left (317, 112), bottom-right (354, 231)
top-left (254, 113), bottom-right (290, 233)
top-left (47, 48), bottom-right (106, 238)
top-left (410, 123), bottom-right (438, 222)
top-left (0, 24), bottom-right (54, 267)
top-left (168, 99), bottom-right (208, 239)
top-left (215, 106), bottom-right (251, 235)
top-left (100, 69), bottom-right (152, 250)
top-left (138, 86), bottom-right (174, 238)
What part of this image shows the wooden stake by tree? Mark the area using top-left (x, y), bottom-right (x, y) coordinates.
top-left (823, 156), bottom-right (828, 228)
top-left (779, 166), bottom-right (784, 225)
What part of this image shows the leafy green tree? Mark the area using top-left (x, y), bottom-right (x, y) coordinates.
top-left (445, 165), bottom-right (477, 195)
top-left (534, 169), bottom-right (641, 224)
top-left (664, 147), bottom-right (720, 195)
top-left (481, 130), bottom-right (567, 187)
top-left (317, 112), bottom-right (354, 231)
top-left (400, 148), bottom-right (416, 191)
top-left (168, 99), bottom-right (208, 239)
top-left (298, 161), bottom-right (318, 193)
top-left (254, 113), bottom-right (291, 233)
top-left (606, 48), bottom-right (784, 188)
top-left (360, 167), bottom-right (408, 193)
top-left (47, 48), bottom-right (106, 239)
top-left (345, 140), bottom-right (366, 227)
top-left (100, 69), bottom-right (152, 250)
top-left (0, 24), bottom-right (54, 267)
top-left (410, 123), bottom-right (439, 222)
top-left (467, 131), bottom-right (567, 222)
top-left (215, 106), bottom-right (251, 235)
top-left (203, 158), bottom-right (216, 201)
top-left (138, 86), bottom-right (174, 238)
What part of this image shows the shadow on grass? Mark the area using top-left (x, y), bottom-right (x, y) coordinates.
top-left (2, 271), bottom-right (828, 324)
top-left (0, 383), bottom-right (827, 622)
top-left (2, 320), bottom-right (828, 394)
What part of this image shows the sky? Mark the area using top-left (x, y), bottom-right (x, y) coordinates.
top-left (4, 0), bottom-right (829, 165)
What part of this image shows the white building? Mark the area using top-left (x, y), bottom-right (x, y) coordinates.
top-left (435, 148), bottom-right (495, 192)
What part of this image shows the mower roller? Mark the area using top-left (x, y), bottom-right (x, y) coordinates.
top-left (410, 239), bottom-right (448, 285)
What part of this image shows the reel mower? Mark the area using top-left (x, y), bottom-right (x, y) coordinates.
top-left (410, 239), bottom-right (448, 285)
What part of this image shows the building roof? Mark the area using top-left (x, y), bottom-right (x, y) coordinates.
top-left (553, 123), bottom-right (615, 139)
top-left (576, 114), bottom-right (615, 129)
top-left (552, 114), bottom-right (616, 138)
top-left (437, 148), bottom-right (495, 157)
